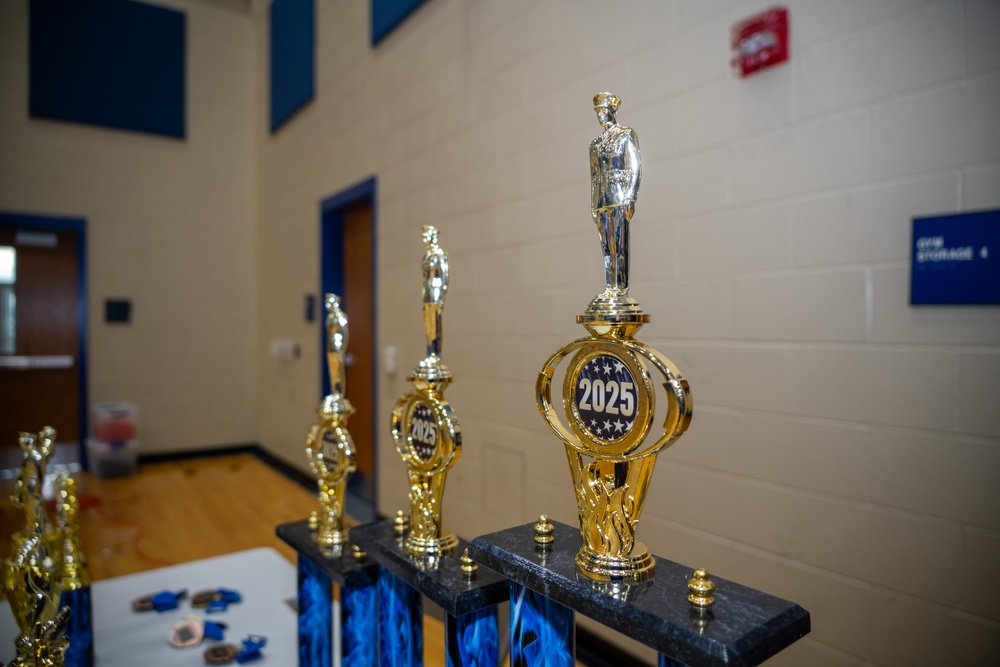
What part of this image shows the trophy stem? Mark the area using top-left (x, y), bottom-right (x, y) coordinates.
top-left (404, 470), bottom-right (457, 557)
top-left (316, 478), bottom-right (349, 549)
top-left (565, 447), bottom-right (658, 582)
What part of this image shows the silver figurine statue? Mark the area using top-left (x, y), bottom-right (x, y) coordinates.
top-left (590, 92), bottom-right (641, 298)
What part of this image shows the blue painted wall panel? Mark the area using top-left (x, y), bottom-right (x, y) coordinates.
top-left (270, 0), bottom-right (315, 132)
top-left (29, 0), bottom-right (186, 138)
top-left (371, 0), bottom-right (427, 45)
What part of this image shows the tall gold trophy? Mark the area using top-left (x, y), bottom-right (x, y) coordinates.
top-left (305, 294), bottom-right (358, 551)
top-left (536, 93), bottom-right (693, 583)
top-left (391, 226), bottom-right (461, 557)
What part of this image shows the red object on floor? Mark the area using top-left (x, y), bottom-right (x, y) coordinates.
top-left (732, 7), bottom-right (789, 78)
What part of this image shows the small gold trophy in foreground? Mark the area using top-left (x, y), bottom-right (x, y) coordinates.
top-left (391, 226), bottom-right (461, 557)
top-left (305, 294), bottom-right (358, 551)
top-left (536, 93), bottom-right (693, 582)
top-left (4, 428), bottom-right (70, 666)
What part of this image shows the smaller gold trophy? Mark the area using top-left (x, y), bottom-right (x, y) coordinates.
top-left (305, 294), bottom-right (358, 552)
top-left (4, 428), bottom-right (70, 667)
top-left (536, 93), bottom-right (693, 583)
top-left (53, 474), bottom-right (91, 594)
top-left (391, 226), bottom-right (461, 557)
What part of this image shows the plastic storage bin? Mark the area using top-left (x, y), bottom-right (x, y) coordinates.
top-left (87, 438), bottom-right (139, 478)
top-left (92, 402), bottom-right (138, 442)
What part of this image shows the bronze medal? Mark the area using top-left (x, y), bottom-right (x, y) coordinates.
top-left (192, 589), bottom-right (220, 607)
top-left (203, 644), bottom-right (239, 664)
top-left (131, 594), bottom-right (155, 612)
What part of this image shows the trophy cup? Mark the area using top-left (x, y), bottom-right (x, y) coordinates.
top-left (536, 93), bottom-right (693, 582)
top-left (390, 226), bottom-right (461, 557)
top-left (305, 294), bottom-right (358, 552)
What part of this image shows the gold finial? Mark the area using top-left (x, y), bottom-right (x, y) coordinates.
top-left (533, 515), bottom-right (554, 545)
top-left (460, 548), bottom-right (478, 576)
top-left (352, 544), bottom-right (367, 561)
top-left (688, 568), bottom-right (715, 607)
top-left (308, 511), bottom-right (318, 532)
top-left (393, 510), bottom-right (408, 533)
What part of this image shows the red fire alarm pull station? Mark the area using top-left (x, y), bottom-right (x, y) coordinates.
top-left (732, 7), bottom-right (789, 78)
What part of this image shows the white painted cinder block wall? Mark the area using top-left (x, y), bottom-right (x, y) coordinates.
top-left (256, 1), bottom-right (1000, 663)
top-left (0, 0), bottom-right (258, 452)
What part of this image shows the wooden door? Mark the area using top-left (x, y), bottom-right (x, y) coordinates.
top-left (341, 201), bottom-right (375, 499)
top-left (0, 226), bottom-right (81, 448)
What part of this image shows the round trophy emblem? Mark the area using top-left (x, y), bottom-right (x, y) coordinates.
top-left (320, 429), bottom-right (340, 465)
top-left (572, 353), bottom-right (639, 443)
top-left (408, 402), bottom-right (438, 461)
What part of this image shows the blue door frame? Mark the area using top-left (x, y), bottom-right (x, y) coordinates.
top-left (320, 176), bottom-right (377, 520)
top-left (0, 210), bottom-right (89, 468)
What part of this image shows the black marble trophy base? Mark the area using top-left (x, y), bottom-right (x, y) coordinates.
top-left (469, 520), bottom-right (810, 667)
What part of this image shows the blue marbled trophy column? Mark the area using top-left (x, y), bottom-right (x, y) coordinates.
top-left (278, 520), bottom-right (380, 667)
top-left (378, 569), bottom-right (422, 667)
top-left (445, 606), bottom-right (498, 667)
top-left (351, 520), bottom-right (508, 667)
top-left (298, 556), bottom-right (333, 667)
top-left (60, 586), bottom-right (94, 667)
top-left (342, 579), bottom-right (379, 667)
top-left (509, 583), bottom-right (574, 667)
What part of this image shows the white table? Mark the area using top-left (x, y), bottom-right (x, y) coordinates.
top-left (1, 547), bottom-right (303, 666)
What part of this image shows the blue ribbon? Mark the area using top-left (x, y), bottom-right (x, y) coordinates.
top-left (236, 635), bottom-right (267, 664)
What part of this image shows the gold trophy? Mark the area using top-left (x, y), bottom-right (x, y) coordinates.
top-left (305, 294), bottom-right (358, 551)
top-left (4, 428), bottom-right (70, 666)
top-left (536, 93), bottom-right (693, 582)
top-left (391, 226), bottom-right (461, 557)
top-left (53, 474), bottom-right (91, 594)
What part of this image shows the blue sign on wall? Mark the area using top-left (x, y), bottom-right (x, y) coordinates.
top-left (911, 210), bottom-right (1000, 305)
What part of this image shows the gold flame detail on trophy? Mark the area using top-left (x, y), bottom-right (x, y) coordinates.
top-left (390, 226), bottom-right (461, 558)
top-left (536, 93), bottom-right (693, 583)
top-left (305, 294), bottom-right (358, 552)
top-left (3, 427), bottom-right (76, 666)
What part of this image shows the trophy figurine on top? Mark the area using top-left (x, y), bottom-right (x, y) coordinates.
top-left (390, 226), bottom-right (462, 558)
top-left (305, 294), bottom-right (358, 552)
top-left (536, 93), bottom-right (693, 583)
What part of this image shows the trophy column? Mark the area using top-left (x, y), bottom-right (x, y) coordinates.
top-left (54, 474), bottom-right (94, 667)
top-left (281, 294), bottom-right (377, 667)
top-left (390, 225), bottom-right (460, 557)
top-left (536, 92), bottom-right (692, 583)
top-left (305, 294), bottom-right (358, 551)
top-left (3, 427), bottom-right (72, 667)
top-left (469, 92), bottom-right (808, 667)
top-left (350, 225), bottom-right (506, 666)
